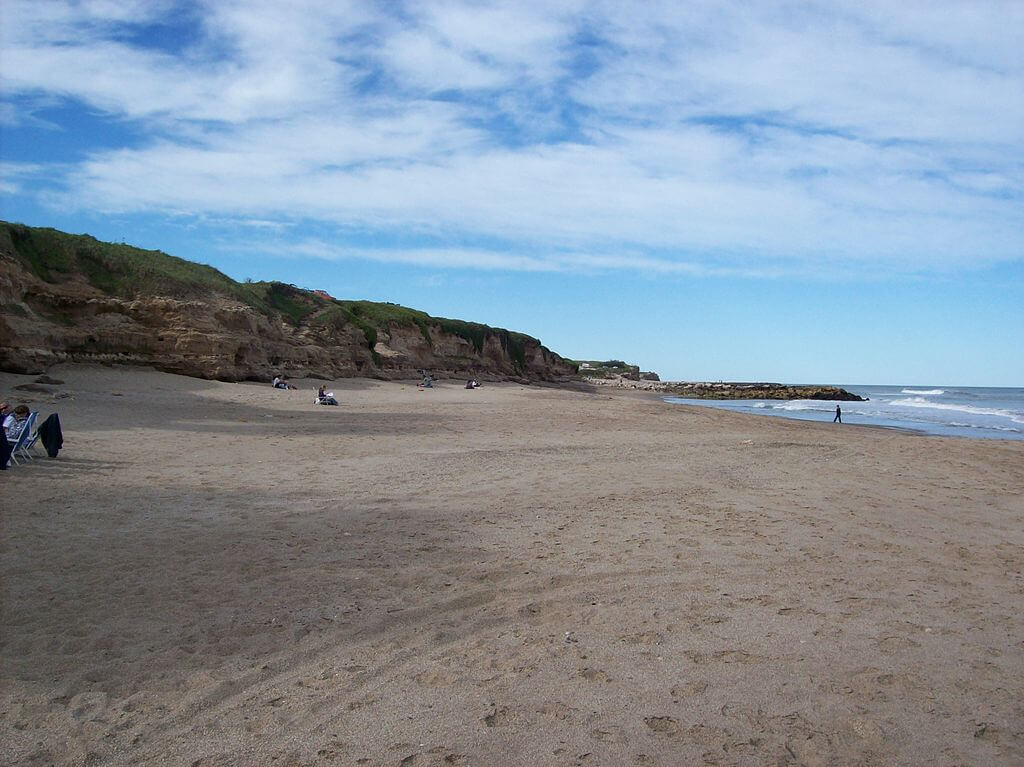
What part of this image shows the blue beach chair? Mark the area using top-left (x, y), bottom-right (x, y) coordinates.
top-left (9, 411), bottom-right (39, 465)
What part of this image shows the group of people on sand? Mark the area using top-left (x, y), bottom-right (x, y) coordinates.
top-left (270, 375), bottom-right (338, 405)
top-left (417, 371), bottom-right (483, 390)
top-left (272, 372), bottom-right (483, 404)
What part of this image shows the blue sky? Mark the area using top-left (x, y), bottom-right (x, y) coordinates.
top-left (1, 0), bottom-right (1022, 385)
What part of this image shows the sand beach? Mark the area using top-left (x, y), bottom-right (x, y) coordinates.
top-left (1, 364), bottom-right (1022, 766)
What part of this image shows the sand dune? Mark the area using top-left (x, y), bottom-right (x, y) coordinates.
top-left (2, 365), bottom-right (1022, 766)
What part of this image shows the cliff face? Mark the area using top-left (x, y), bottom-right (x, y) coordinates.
top-left (0, 224), bottom-right (577, 383)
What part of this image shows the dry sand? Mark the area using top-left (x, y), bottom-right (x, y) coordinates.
top-left (1, 364), bottom-right (1022, 766)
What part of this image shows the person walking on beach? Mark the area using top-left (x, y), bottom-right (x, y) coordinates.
top-left (833, 404), bottom-right (842, 423)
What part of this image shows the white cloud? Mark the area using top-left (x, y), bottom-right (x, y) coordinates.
top-left (1, 0), bottom-right (1021, 277)
top-left (262, 239), bottom-right (558, 272)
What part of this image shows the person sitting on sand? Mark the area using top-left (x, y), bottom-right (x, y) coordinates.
top-left (4, 404), bottom-right (30, 440)
top-left (465, 379), bottom-right (480, 389)
top-left (0, 403), bottom-right (12, 469)
top-left (418, 374), bottom-right (434, 389)
top-left (272, 376), bottom-right (297, 390)
top-left (316, 385), bottom-right (339, 406)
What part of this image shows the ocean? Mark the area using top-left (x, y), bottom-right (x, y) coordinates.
top-left (663, 385), bottom-right (1024, 440)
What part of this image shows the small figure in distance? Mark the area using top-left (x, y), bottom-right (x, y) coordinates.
top-left (465, 379), bottom-right (480, 389)
top-left (833, 404), bottom-right (842, 423)
top-left (418, 374), bottom-right (434, 389)
top-left (317, 385), bottom-right (339, 406)
top-left (272, 375), bottom-right (297, 390)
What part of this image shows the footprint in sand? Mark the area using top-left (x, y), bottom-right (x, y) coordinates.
top-left (670, 680), bottom-right (709, 699)
top-left (590, 726), bottom-right (625, 743)
top-left (314, 741), bottom-right (348, 761)
top-left (68, 691), bottom-right (108, 722)
top-left (483, 705), bottom-right (513, 727)
top-left (536, 701), bottom-right (579, 721)
top-left (413, 670), bottom-right (457, 687)
top-left (518, 602), bottom-right (542, 618)
top-left (685, 649), bottom-right (761, 664)
top-left (580, 668), bottom-right (612, 683)
top-left (876, 635), bottom-right (921, 653)
top-left (713, 649), bottom-right (761, 663)
top-left (644, 716), bottom-right (681, 736)
top-left (619, 631), bottom-right (663, 645)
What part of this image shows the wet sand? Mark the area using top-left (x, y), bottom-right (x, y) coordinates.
top-left (2, 364), bottom-right (1022, 766)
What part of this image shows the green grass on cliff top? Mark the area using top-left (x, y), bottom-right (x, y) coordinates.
top-left (1, 221), bottom-right (550, 367)
top-left (2, 221), bottom-right (264, 304)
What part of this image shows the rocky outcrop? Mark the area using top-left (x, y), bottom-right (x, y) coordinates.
top-left (663, 382), bottom-right (865, 401)
top-left (0, 225), bottom-right (576, 383)
top-left (585, 376), bottom-right (865, 401)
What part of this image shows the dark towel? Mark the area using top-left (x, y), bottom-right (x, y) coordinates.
top-left (37, 413), bottom-right (63, 458)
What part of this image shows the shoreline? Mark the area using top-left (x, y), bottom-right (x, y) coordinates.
top-left (657, 389), bottom-right (1023, 443)
top-left (660, 396), bottom-right (936, 439)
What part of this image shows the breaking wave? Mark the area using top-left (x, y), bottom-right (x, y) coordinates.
top-left (901, 388), bottom-right (944, 395)
top-left (771, 400), bottom-right (830, 412)
top-left (889, 397), bottom-right (1024, 424)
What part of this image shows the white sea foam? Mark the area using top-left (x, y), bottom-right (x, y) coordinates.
top-left (771, 400), bottom-right (829, 412)
top-left (901, 388), bottom-right (944, 395)
top-left (752, 402), bottom-right (767, 408)
top-left (947, 420), bottom-right (1018, 432)
top-left (889, 397), bottom-right (1024, 424)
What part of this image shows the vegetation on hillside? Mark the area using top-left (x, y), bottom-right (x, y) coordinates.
top-left (0, 221), bottom-right (560, 374)
top-left (573, 359), bottom-right (659, 380)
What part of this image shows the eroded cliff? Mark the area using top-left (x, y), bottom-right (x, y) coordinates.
top-left (0, 223), bottom-right (577, 383)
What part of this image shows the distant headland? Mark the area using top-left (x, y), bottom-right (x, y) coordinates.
top-left (577, 361), bottom-right (866, 401)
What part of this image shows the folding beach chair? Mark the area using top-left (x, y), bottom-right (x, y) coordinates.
top-left (9, 411), bottom-right (38, 465)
